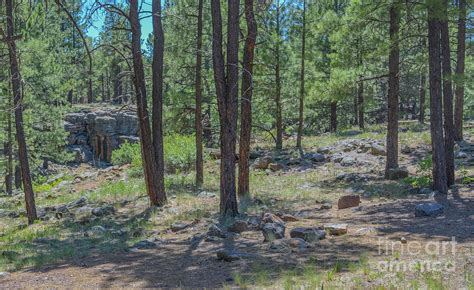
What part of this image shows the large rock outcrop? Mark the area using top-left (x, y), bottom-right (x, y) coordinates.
top-left (64, 109), bottom-right (139, 164)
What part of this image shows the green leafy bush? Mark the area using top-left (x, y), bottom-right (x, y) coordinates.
top-left (402, 155), bottom-right (432, 188)
top-left (111, 134), bottom-right (197, 174)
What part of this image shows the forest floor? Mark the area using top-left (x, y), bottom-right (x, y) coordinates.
top-left (0, 122), bottom-right (473, 288)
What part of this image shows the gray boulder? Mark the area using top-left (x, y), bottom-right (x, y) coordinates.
top-left (262, 223), bottom-right (285, 242)
top-left (415, 203), bottom-right (444, 217)
top-left (290, 227), bottom-right (326, 242)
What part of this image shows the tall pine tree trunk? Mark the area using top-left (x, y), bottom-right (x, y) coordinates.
top-left (275, 3), bottom-right (283, 150)
top-left (152, 0), bottom-right (167, 203)
top-left (4, 0), bottom-right (37, 224)
top-left (440, 0), bottom-right (454, 186)
top-left (454, 0), bottom-right (466, 141)
top-left (427, 0), bottom-right (448, 194)
top-left (238, 0), bottom-right (257, 198)
top-left (4, 101), bottom-right (13, 195)
top-left (330, 102), bottom-right (337, 132)
top-left (418, 72), bottom-right (426, 124)
top-left (385, 2), bottom-right (400, 179)
top-left (195, 0), bottom-right (204, 187)
top-left (358, 81), bottom-right (364, 130)
top-left (296, 0), bottom-right (306, 149)
top-left (211, 0), bottom-right (239, 217)
top-left (130, 0), bottom-right (165, 206)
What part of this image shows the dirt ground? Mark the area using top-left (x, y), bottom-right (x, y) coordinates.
top-left (1, 129), bottom-right (473, 288)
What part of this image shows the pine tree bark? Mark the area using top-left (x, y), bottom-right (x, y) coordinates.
top-left (454, 0), bottom-right (466, 141)
top-left (4, 108), bottom-right (13, 195)
top-left (238, 0), bottom-right (257, 198)
top-left (151, 0), bottom-right (167, 203)
top-left (195, 0), bottom-right (204, 187)
top-left (330, 102), bottom-right (337, 133)
top-left (130, 0), bottom-right (165, 206)
top-left (275, 3), bottom-right (283, 150)
top-left (418, 72), bottom-right (426, 124)
top-left (210, 0), bottom-right (239, 217)
top-left (440, 0), bottom-right (454, 186)
top-left (4, 0), bottom-right (37, 223)
top-left (358, 81), bottom-right (364, 130)
top-left (427, 0), bottom-right (448, 194)
top-left (385, 2), bottom-right (400, 179)
top-left (296, 0), bottom-right (306, 149)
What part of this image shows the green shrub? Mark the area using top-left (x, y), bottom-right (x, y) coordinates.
top-left (111, 134), bottom-right (197, 174)
top-left (402, 155), bottom-right (432, 188)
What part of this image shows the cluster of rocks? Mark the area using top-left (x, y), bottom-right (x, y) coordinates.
top-left (64, 109), bottom-right (139, 164)
top-left (251, 150), bottom-right (325, 172)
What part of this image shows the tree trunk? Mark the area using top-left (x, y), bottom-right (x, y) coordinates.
top-left (418, 72), bottom-right (426, 124)
top-left (4, 106), bottom-right (13, 195)
top-left (427, 1), bottom-right (448, 194)
top-left (238, 0), bottom-right (257, 198)
top-left (296, 0), bottom-right (306, 149)
top-left (385, 2), bottom-right (400, 179)
top-left (195, 0), bottom-right (204, 187)
top-left (358, 81), bottom-right (364, 130)
top-left (5, 0), bottom-right (37, 224)
top-left (440, 0), bottom-right (454, 186)
top-left (275, 3), bottom-right (283, 150)
top-left (130, 0), bottom-right (165, 206)
top-left (210, 0), bottom-right (239, 217)
top-left (454, 0), bottom-right (466, 141)
top-left (330, 102), bottom-right (337, 133)
top-left (151, 0), bottom-right (167, 203)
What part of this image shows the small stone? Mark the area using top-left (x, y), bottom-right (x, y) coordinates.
top-left (87, 225), bottom-right (107, 236)
top-left (280, 214), bottom-right (299, 222)
top-left (290, 227), bottom-right (326, 242)
top-left (216, 249), bottom-right (246, 262)
top-left (317, 147), bottom-right (331, 154)
top-left (324, 224), bottom-right (348, 236)
top-left (228, 220), bottom-right (249, 233)
top-left (353, 227), bottom-right (376, 236)
top-left (207, 224), bottom-right (227, 239)
top-left (261, 212), bottom-right (285, 225)
top-left (304, 153), bottom-right (325, 162)
top-left (0, 272), bottom-right (9, 278)
top-left (262, 223), bottom-right (285, 242)
top-left (419, 188), bottom-right (432, 195)
top-left (455, 151), bottom-right (468, 159)
top-left (320, 203), bottom-right (332, 210)
top-left (370, 144), bottom-right (386, 156)
top-left (401, 145), bottom-right (412, 154)
top-left (268, 163), bottom-right (284, 171)
top-left (401, 237), bottom-right (407, 244)
top-left (132, 239), bottom-right (157, 249)
top-left (415, 203), bottom-right (444, 217)
top-left (337, 195), bottom-right (360, 210)
top-left (171, 222), bottom-right (191, 232)
top-left (91, 205), bottom-right (115, 217)
top-left (197, 191), bottom-right (217, 198)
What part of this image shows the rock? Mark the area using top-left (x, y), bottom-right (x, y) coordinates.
top-left (205, 148), bottom-right (221, 159)
top-left (66, 196), bottom-right (88, 209)
top-left (197, 191), bottom-right (217, 198)
top-left (132, 239), bottom-right (157, 249)
top-left (401, 145), bottom-right (412, 154)
top-left (290, 227), bottom-right (326, 242)
top-left (386, 167), bottom-right (409, 180)
top-left (340, 156), bottom-right (356, 166)
top-left (0, 272), bottom-right (9, 278)
top-left (353, 227), bottom-right (376, 236)
top-left (317, 147), bottom-right (331, 154)
top-left (227, 220), bottom-right (249, 233)
top-left (455, 151), bottom-right (468, 159)
top-left (415, 203), bottom-right (444, 217)
top-left (74, 206), bottom-right (94, 223)
top-left (87, 225), bottom-right (107, 236)
top-left (337, 195), bottom-right (360, 210)
top-left (216, 249), bottom-right (248, 262)
top-left (91, 205), bottom-right (115, 217)
top-left (401, 237), bottom-right (407, 244)
top-left (320, 203), bottom-right (332, 210)
top-left (262, 223), bottom-right (285, 242)
top-left (280, 214), bottom-right (299, 222)
top-left (171, 222), bottom-right (191, 232)
top-left (324, 224), bottom-right (348, 236)
top-left (261, 212), bottom-right (285, 225)
top-left (270, 238), bottom-right (310, 251)
top-left (67, 145), bottom-right (93, 163)
top-left (207, 224), bottom-right (227, 239)
top-left (268, 163), bottom-right (284, 171)
top-left (304, 153), bottom-right (325, 163)
top-left (370, 144), bottom-right (386, 156)
top-left (253, 157), bottom-right (272, 170)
